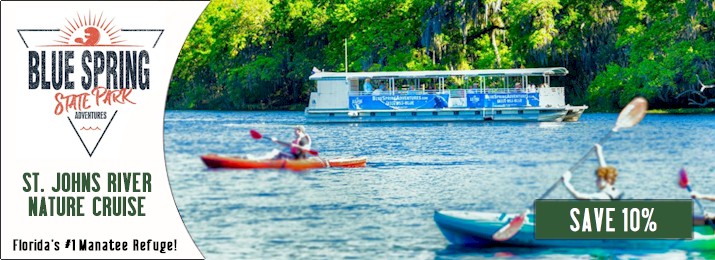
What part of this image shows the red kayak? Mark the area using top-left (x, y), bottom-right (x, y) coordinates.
top-left (200, 154), bottom-right (367, 171)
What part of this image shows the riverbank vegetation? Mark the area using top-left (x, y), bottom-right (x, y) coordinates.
top-left (168, 0), bottom-right (714, 111)
top-left (648, 108), bottom-right (715, 114)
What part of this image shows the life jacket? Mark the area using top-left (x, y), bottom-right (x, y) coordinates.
top-left (290, 133), bottom-right (311, 154)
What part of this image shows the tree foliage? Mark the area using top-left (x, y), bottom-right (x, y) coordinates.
top-left (168, 0), bottom-right (715, 110)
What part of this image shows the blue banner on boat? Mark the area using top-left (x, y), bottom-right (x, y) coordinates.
top-left (466, 93), bottom-right (540, 108)
top-left (349, 94), bottom-right (450, 110)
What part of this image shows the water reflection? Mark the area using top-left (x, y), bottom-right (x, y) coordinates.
top-left (537, 122), bottom-right (565, 129)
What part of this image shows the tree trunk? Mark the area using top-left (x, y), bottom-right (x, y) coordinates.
top-left (491, 29), bottom-right (501, 67)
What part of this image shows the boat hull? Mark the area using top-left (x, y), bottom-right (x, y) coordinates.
top-left (305, 107), bottom-right (586, 123)
top-left (563, 106), bottom-right (586, 122)
top-left (434, 210), bottom-right (714, 251)
top-left (200, 154), bottom-right (367, 171)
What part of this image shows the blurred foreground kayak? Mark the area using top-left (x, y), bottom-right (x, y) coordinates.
top-left (434, 210), bottom-right (714, 251)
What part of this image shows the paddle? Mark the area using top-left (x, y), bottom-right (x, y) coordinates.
top-left (492, 97), bottom-right (649, 242)
top-left (679, 168), bottom-right (707, 212)
top-left (678, 168), bottom-right (715, 228)
top-left (249, 129), bottom-right (319, 156)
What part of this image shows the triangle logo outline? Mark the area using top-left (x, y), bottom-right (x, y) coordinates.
top-left (67, 110), bottom-right (118, 157)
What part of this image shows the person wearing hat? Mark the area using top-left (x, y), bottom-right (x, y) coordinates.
top-left (561, 144), bottom-right (624, 200)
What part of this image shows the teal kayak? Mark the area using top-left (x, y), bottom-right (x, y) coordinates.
top-left (434, 210), bottom-right (714, 251)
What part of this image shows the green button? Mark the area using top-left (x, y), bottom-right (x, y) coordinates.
top-left (534, 200), bottom-right (693, 239)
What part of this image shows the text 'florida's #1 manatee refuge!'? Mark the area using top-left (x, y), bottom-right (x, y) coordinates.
top-left (305, 67), bottom-right (588, 123)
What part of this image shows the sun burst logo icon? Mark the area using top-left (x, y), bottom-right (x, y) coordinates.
top-left (57, 11), bottom-right (124, 46)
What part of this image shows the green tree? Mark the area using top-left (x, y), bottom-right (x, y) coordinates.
top-left (167, 0), bottom-right (715, 111)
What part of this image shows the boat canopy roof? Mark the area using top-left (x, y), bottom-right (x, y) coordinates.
top-left (309, 67), bottom-right (568, 80)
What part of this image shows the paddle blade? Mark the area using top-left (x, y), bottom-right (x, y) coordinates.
top-left (308, 150), bottom-right (319, 156)
top-left (249, 129), bottom-right (263, 140)
top-left (614, 97), bottom-right (648, 130)
top-left (492, 213), bottom-right (526, 242)
top-left (679, 168), bottom-right (689, 189)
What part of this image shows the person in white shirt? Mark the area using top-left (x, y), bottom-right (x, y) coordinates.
top-left (691, 192), bottom-right (715, 201)
top-left (691, 191), bottom-right (715, 224)
top-left (562, 144), bottom-right (624, 200)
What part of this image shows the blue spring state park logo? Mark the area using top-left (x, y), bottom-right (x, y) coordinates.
top-left (18, 11), bottom-right (164, 157)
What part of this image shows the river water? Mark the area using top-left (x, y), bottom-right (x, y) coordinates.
top-left (164, 111), bottom-right (715, 259)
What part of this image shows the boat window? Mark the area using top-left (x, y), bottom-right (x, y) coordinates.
top-left (350, 79), bottom-right (359, 92)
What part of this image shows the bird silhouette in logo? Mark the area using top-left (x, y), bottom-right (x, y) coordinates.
top-left (74, 27), bottom-right (101, 46)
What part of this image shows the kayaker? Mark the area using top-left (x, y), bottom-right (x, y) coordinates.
top-left (691, 192), bottom-right (715, 224)
top-left (561, 144), bottom-right (624, 200)
top-left (691, 192), bottom-right (715, 201)
top-left (274, 125), bottom-right (312, 160)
